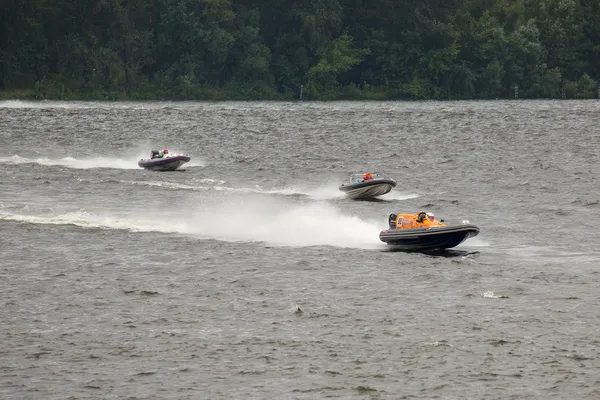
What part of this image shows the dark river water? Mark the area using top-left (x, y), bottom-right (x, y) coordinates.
top-left (1, 100), bottom-right (599, 399)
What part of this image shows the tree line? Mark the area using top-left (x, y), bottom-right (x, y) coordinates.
top-left (1, 0), bottom-right (599, 100)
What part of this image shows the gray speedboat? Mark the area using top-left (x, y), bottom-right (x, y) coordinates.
top-left (138, 154), bottom-right (191, 171)
top-left (339, 173), bottom-right (396, 200)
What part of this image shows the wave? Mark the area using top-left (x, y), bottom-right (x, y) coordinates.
top-left (507, 245), bottom-right (597, 259)
top-left (0, 154), bottom-right (205, 170)
top-left (460, 237), bottom-right (490, 248)
top-left (379, 192), bottom-right (421, 201)
top-left (0, 200), bottom-right (386, 249)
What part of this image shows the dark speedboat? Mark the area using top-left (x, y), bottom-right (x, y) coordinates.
top-left (339, 173), bottom-right (396, 200)
top-left (379, 212), bottom-right (480, 251)
top-left (138, 151), bottom-right (191, 171)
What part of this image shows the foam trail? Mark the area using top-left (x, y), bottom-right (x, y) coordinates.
top-left (302, 184), bottom-right (347, 200)
top-left (0, 100), bottom-right (53, 109)
top-left (0, 100), bottom-right (114, 109)
top-left (179, 199), bottom-right (383, 248)
top-left (0, 153), bottom-right (205, 170)
top-left (74, 177), bottom-right (418, 202)
top-left (211, 181), bottom-right (345, 200)
top-left (106, 178), bottom-right (381, 201)
top-left (213, 184), bottom-right (345, 200)
top-left (126, 181), bottom-right (208, 191)
top-left (0, 199), bottom-right (385, 249)
top-left (73, 179), bottom-right (300, 194)
top-left (0, 100), bottom-right (169, 110)
top-left (0, 209), bottom-right (173, 232)
top-left (0, 155), bottom-right (140, 169)
top-left (111, 178), bottom-right (344, 199)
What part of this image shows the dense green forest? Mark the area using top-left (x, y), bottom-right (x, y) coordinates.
top-left (1, 0), bottom-right (599, 100)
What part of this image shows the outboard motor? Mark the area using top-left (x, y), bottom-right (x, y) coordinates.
top-left (388, 213), bottom-right (397, 230)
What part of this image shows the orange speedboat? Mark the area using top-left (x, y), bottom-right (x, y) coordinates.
top-left (379, 211), bottom-right (479, 251)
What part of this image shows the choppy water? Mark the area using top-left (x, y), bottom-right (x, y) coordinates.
top-left (1, 99), bottom-right (600, 399)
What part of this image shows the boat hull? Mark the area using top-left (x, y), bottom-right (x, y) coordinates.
top-left (379, 224), bottom-right (480, 251)
top-left (339, 178), bottom-right (396, 199)
top-left (138, 155), bottom-right (191, 171)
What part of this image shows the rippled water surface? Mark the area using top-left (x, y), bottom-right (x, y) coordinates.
top-left (1, 100), bottom-right (600, 399)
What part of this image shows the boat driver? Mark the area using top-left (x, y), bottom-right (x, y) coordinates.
top-left (388, 213), bottom-right (398, 230)
top-left (421, 212), bottom-right (435, 227)
top-left (151, 149), bottom-right (169, 159)
top-left (363, 172), bottom-right (373, 181)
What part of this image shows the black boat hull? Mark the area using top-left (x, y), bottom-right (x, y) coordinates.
top-left (138, 155), bottom-right (191, 171)
top-left (339, 178), bottom-right (397, 199)
top-left (379, 224), bottom-right (480, 251)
